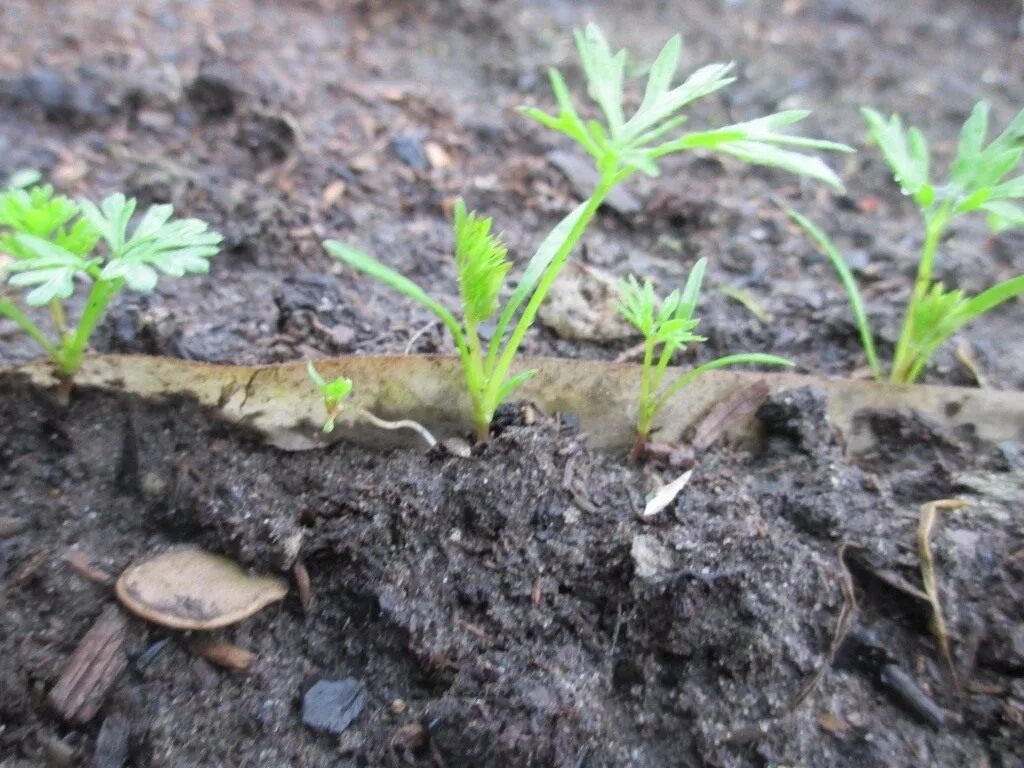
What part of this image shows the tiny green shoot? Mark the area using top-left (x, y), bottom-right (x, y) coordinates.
top-left (325, 24), bottom-right (849, 442)
top-left (788, 101), bottom-right (1024, 383)
top-left (617, 257), bottom-right (791, 460)
top-left (307, 361), bottom-right (437, 448)
top-left (0, 179), bottom-right (222, 378)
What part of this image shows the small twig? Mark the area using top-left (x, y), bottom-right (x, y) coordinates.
top-left (789, 542), bottom-right (859, 711)
top-left (614, 339), bottom-right (647, 363)
top-left (356, 408), bottom-right (437, 449)
top-left (918, 498), bottom-right (968, 695)
top-left (403, 320), bottom-right (437, 355)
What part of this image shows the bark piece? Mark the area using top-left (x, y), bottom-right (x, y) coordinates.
top-left (48, 605), bottom-right (128, 725)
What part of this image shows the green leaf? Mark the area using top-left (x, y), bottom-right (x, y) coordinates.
top-left (975, 148), bottom-right (1022, 190)
top-left (954, 274), bottom-right (1024, 329)
top-left (988, 105), bottom-right (1024, 154)
top-left (654, 353), bottom-right (793, 412)
top-left (490, 202), bottom-right (587, 349)
top-left (496, 369), bottom-right (536, 404)
top-left (786, 208), bottom-right (881, 378)
top-left (6, 234), bottom-right (97, 305)
top-left (981, 200), bottom-right (1024, 231)
top-left (575, 24), bottom-right (627, 135)
top-left (325, 240), bottom-right (466, 347)
top-left (950, 101), bottom-right (989, 188)
top-left (677, 257), bottom-right (707, 318)
top-left (6, 168), bottom-right (42, 189)
top-left (713, 140), bottom-right (846, 191)
top-left (862, 107), bottom-right (930, 200)
top-left (80, 193), bottom-right (136, 253)
top-left (992, 175), bottom-right (1024, 199)
top-left (903, 274), bottom-right (1024, 383)
top-left (0, 184), bottom-right (96, 258)
top-left (721, 111), bottom-right (855, 152)
top-left (621, 61), bottom-right (736, 143)
top-left (617, 274), bottom-right (657, 335)
top-left (638, 34), bottom-right (682, 116)
top-left (306, 361), bottom-right (353, 407)
top-left (453, 199), bottom-right (511, 324)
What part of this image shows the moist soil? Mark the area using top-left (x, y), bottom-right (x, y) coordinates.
top-left (2, 378), bottom-right (1024, 767)
top-left (2, 0), bottom-right (1024, 766)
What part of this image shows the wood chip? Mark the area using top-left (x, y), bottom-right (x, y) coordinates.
top-left (63, 547), bottom-right (114, 585)
top-left (423, 141), bottom-right (451, 169)
top-left (0, 516), bottom-right (27, 538)
top-left (294, 560), bottom-right (313, 613)
top-left (816, 711), bottom-right (852, 736)
top-left (115, 547), bottom-right (287, 630)
top-left (48, 605), bottom-right (128, 724)
top-left (321, 180), bottom-right (346, 208)
top-left (188, 636), bottom-right (256, 672)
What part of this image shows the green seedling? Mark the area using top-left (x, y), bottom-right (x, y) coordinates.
top-left (0, 178), bottom-right (222, 378)
top-left (618, 257), bottom-right (791, 461)
top-left (788, 101), bottom-right (1024, 383)
top-left (326, 24), bottom-right (850, 443)
top-left (307, 361), bottom-right (437, 448)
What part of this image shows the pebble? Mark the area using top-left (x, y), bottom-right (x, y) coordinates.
top-left (547, 150), bottom-right (642, 216)
top-left (302, 678), bottom-right (367, 735)
top-left (389, 133), bottom-right (429, 170)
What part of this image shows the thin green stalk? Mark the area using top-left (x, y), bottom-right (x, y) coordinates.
top-left (637, 336), bottom-right (657, 438)
top-left (49, 299), bottom-right (68, 339)
top-left (463, 319), bottom-right (491, 442)
top-left (651, 354), bottom-right (792, 415)
top-left (0, 299), bottom-right (59, 358)
top-left (785, 208), bottom-right (881, 379)
top-left (55, 278), bottom-right (123, 376)
top-left (891, 208), bottom-right (949, 382)
top-left (479, 178), bottom-right (615, 429)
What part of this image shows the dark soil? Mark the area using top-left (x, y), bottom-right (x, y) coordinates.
top-left (2, 378), bottom-right (1024, 767)
top-left (3, 1), bottom-right (1024, 766)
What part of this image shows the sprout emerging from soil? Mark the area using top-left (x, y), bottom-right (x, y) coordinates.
top-left (0, 174), bottom-right (222, 379)
top-left (617, 258), bottom-right (791, 462)
top-left (307, 361), bottom-right (437, 449)
top-left (324, 24), bottom-right (850, 443)
top-left (788, 102), bottom-right (1024, 384)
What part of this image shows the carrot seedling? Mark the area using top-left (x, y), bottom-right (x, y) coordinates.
top-left (788, 102), bottom-right (1024, 383)
top-left (307, 361), bottom-right (437, 448)
top-left (325, 24), bottom-right (849, 442)
top-left (617, 258), bottom-right (791, 460)
top-left (0, 181), bottom-right (222, 378)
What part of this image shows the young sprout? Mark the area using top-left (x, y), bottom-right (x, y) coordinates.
top-left (618, 258), bottom-right (791, 461)
top-left (325, 24), bottom-right (850, 443)
top-left (0, 179), bottom-right (222, 379)
top-left (788, 101), bottom-right (1024, 383)
top-left (307, 361), bottom-right (437, 449)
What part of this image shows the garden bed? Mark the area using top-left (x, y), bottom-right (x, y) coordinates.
top-left (2, 0), bottom-right (1024, 766)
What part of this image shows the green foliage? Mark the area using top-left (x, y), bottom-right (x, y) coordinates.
top-left (453, 199), bottom-right (511, 324)
top-left (325, 24), bottom-right (847, 442)
top-left (0, 180), bottom-right (222, 377)
top-left (790, 102), bottom-right (1024, 383)
top-left (307, 361), bottom-right (353, 433)
top-left (521, 24), bottom-right (852, 187)
top-left (327, 197), bottom-right (572, 442)
top-left (617, 258), bottom-right (791, 443)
